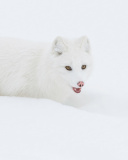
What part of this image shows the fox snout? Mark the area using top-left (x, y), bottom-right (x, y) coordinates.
top-left (77, 81), bottom-right (84, 87)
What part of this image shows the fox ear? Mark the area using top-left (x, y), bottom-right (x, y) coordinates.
top-left (52, 37), bottom-right (67, 55)
top-left (78, 36), bottom-right (90, 53)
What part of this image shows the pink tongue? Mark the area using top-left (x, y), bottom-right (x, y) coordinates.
top-left (72, 87), bottom-right (81, 93)
top-left (76, 88), bottom-right (80, 92)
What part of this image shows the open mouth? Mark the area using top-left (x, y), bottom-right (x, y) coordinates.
top-left (72, 87), bottom-right (81, 93)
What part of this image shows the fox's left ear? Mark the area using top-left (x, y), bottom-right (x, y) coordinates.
top-left (52, 36), bottom-right (67, 55)
top-left (78, 36), bottom-right (90, 53)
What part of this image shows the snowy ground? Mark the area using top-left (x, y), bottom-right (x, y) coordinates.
top-left (0, 0), bottom-right (128, 159)
top-left (0, 97), bottom-right (128, 160)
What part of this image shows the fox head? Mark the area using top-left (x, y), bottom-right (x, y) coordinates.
top-left (51, 36), bottom-right (92, 94)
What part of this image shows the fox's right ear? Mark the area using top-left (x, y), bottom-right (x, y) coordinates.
top-left (52, 37), bottom-right (67, 55)
top-left (77, 36), bottom-right (91, 53)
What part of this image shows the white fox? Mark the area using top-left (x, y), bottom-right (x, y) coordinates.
top-left (0, 36), bottom-right (92, 103)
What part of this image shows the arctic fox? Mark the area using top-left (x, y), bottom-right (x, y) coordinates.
top-left (0, 36), bottom-right (92, 103)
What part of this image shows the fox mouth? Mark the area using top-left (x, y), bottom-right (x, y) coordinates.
top-left (72, 87), bottom-right (81, 93)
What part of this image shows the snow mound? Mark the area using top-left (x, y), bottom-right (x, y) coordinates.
top-left (0, 97), bottom-right (128, 160)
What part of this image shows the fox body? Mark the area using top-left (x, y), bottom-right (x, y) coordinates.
top-left (0, 36), bottom-right (92, 103)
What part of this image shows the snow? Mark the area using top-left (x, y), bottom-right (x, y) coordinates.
top-left (0, 0), bottom-right (128, 159)
top-left (0, 97), bottom-right (128, 160)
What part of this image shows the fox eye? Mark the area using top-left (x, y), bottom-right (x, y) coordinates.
top-left (65, 66), bottom-right (72, 71)
top-left (81, 65), bottom-right (86, 70)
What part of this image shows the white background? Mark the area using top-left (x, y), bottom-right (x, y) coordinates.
top-left (0, 0), bottom-right (128, 159)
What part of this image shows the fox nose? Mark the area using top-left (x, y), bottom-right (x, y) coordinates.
top-left (77, 81), bottom-right (84, 87)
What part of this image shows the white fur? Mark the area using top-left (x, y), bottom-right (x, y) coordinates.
top-left (0, 36), bottom-right (92, 103)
